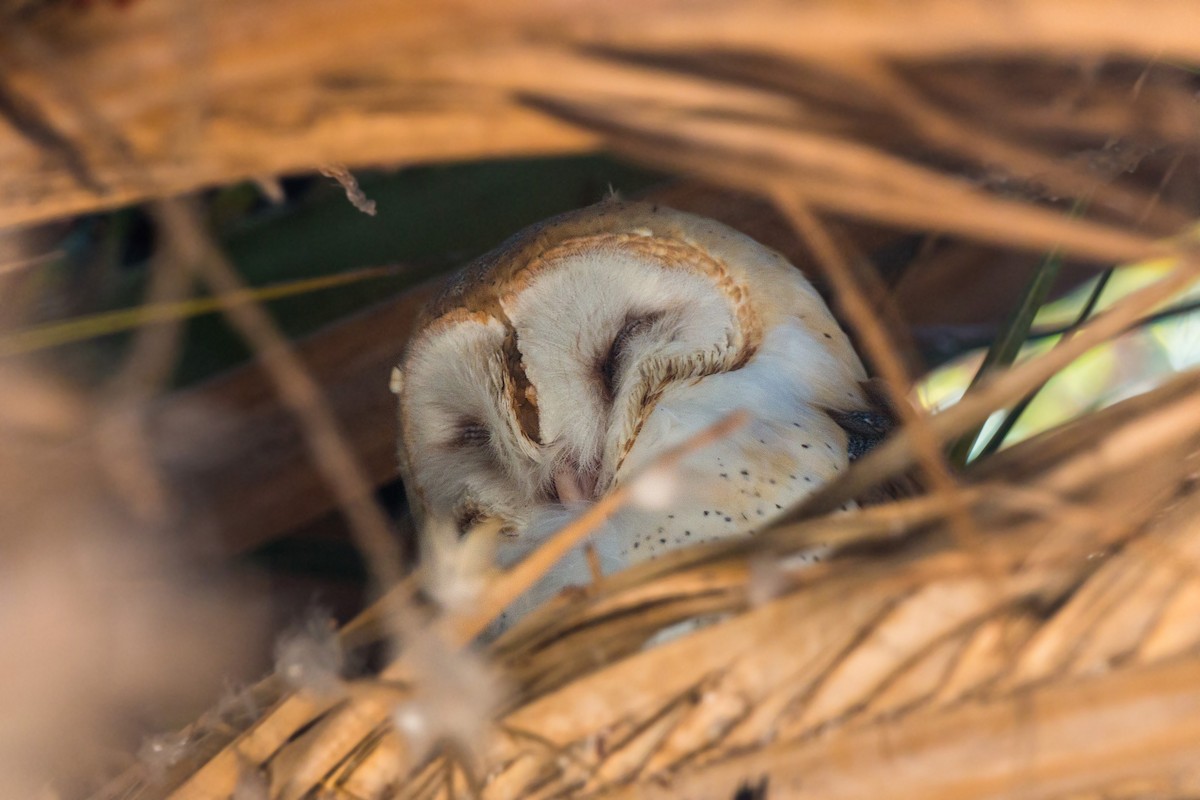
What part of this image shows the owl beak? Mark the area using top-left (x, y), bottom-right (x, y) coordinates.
top-left (552, 466), bottom-right (599, 505)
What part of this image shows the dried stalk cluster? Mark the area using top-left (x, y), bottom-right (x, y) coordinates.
top-left (2, 1), bottom-right (1198, 799)
top-left (98, 347), bottom-right (1200, 800)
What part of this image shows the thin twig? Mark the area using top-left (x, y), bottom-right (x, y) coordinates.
top-left (92, 236), bottom-right (194, 523)
top-left (836, 58), bottom-right (1189, 234)
top-left (150, 198), bottom-right (404, 591)
top-left (568, 103), bottom-right (1158, 263)
top-left (448, 410), bottom-right (749, 642)
top-left (319, 164), bottom-right (378, 216)
top-left (5, 21), bottom-right (407, 593)
top-left (0, 264), bottom-right (405, 358)
top-left (221, 410), bottom-right (751, 800)
top-left (770, 190), bottom-right (981, 554)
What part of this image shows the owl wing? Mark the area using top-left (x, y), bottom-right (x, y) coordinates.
top-left (824, 378), bottom-right (895, 461)
top-left (823, 377), bottom-right (922, 503)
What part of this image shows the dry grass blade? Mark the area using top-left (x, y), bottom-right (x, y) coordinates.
top-left (137, 364), bottom-right (1200, 800)
top-left (817, 58), bottom-right (1191, 234)
top-left (1, 1), bottom-right (1197, 227)
top-left (770, 191), bottom-right (978, 554)
top-left (911, 62), bottom-right (1200, 145)
top-left (602, 656), bottom-right (1200, 800)
top-left (571, 0), bottom-right (1200, 61)
top-left (355, 369), bottom-right (1200, 800)
top-left (9, 2), bottom-right (1198, 799)
top-left (164, 412), bottom-right (748, 800)
top-left (149, 278), bottom-right (444, 555)
top-left (92, 213), bottom-right (194, 523)
top-left (0, 7), bottom-right (406, 589)
top-left (149, 199), bottom-right (404, 593)
top-left (537, 99), bottom-right (1160, 263)
top-left (449, 411), bottom-right (749, 642)
top-left (0, 265), bottom-right (403, 358)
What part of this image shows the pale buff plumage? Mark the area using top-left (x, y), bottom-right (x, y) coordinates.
top-left (393, 199), bottom-right (880, 627)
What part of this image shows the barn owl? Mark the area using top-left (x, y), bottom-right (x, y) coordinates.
top-left (392, 200), bottom-right (888, 628)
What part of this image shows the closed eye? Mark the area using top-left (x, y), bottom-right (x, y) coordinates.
top-left (455, 505), bottom-right (485, 538)
top-left (598, 311), bottom-right (662, 403)
top-left (452, 418), bottom-right (490, 449)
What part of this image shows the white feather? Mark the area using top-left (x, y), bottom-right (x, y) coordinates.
top-left (396, 204), bottom-right (872, 634)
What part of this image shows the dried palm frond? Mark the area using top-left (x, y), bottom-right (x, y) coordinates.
top-left (0, 0), bottom-right (1196, 249)
top-left (93, 340), bottom-right (1200, 800)
top-left (2, 2), bottom-right (1199, 800)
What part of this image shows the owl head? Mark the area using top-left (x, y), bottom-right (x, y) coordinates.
top-left (392, 200), bottom-right (874, 580)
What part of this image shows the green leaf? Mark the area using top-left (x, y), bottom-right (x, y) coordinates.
top-left (948, 244), bottom-right (1064, 465)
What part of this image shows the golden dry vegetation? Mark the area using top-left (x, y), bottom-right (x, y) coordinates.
top-left (2, 1), bottom-right (1200, 799)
